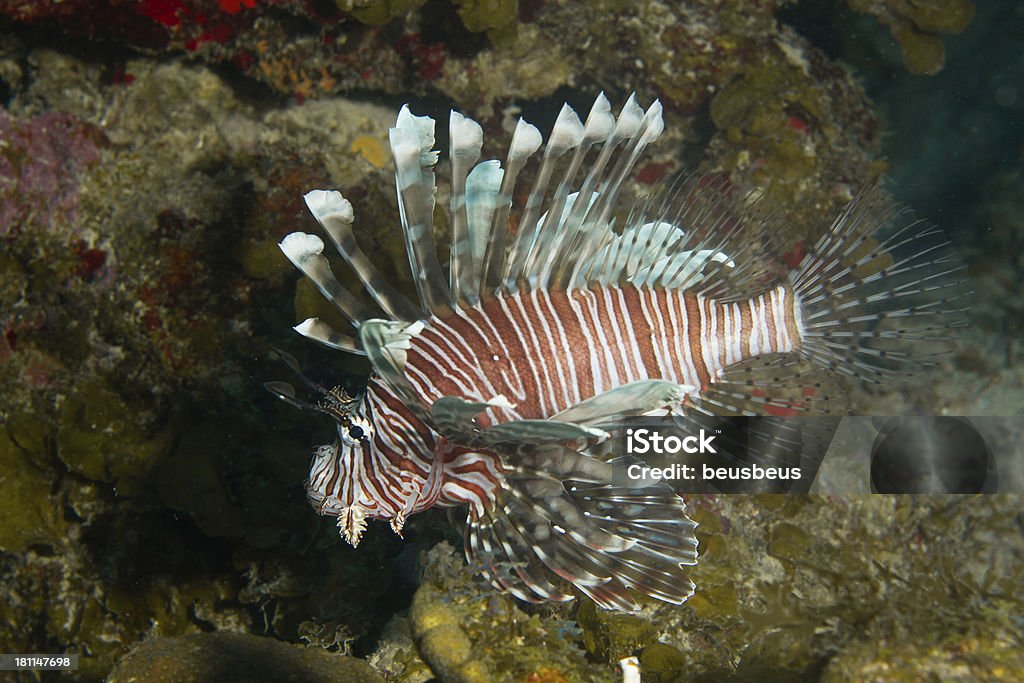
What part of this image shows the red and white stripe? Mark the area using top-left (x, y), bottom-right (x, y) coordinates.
top-left (404, 284), bottom-right (803, 419)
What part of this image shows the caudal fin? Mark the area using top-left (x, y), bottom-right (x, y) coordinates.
top-left (791, 186), bottom-right (970, 384)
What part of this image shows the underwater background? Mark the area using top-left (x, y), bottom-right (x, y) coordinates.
top-left (0, 0), bottom-right (1022, 681)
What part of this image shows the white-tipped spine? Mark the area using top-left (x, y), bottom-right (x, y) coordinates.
top-left (508, 118), bottom-right (543, 162)
top-left (280, 231), bottom-right (326, 264)
top-left (611, 93), bottom-right (644, 141)
top-left (293, 318), bottom-right (365, 355)
top-left (548, 103), bottom-right (585, 153)
top-left (304, 190), bottom-right (354, 224)
top-left (583, 92), bottom-right (616, 143)
top-left (450, 110), bottom-right (483, 160)
top-left (449, 110), bottom-right (485, 305)
top-left (395, 104), bottom-right (439, 167)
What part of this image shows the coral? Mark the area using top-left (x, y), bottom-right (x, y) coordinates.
top-left (410, 584), bottom-right (493, 682)
top-left (847, 0), bottom-right (975, 75)
top-left (434, 22), bottom-right (570, 114)
top-left (0, 108), bottom-right (102, 237)
top-left (822, 630), bottom-right (1024, 682)
top-left (398, 543), bottom-right (616, 682)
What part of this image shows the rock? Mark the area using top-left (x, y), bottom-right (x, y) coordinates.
top-left (106, 632), bottom-right (384, 683)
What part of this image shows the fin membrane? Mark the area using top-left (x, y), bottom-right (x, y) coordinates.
top-left (461, 443), bottom-right (698, 612)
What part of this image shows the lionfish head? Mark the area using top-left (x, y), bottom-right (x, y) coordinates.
top-left (304, 388), bottom-right (381, 547)
top-left (264, 351), bottom-right (378, 547)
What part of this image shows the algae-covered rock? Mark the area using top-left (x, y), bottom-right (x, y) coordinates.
top-left (56, 378), bottom-right (174, 496)
top-left (106, 632), bottom-right (384, 683)
top-left (848, 0), bottom-right (975, 75)
top-left (0, 425), bottom-right (64, 551)
top-left (237, 238), bottom-right (291, 280)
top-left (577, 598), bottom-right (658, 663)
top-left (822, 627), bottom-right (1024, 682)
top-left (642, 494), bottom-right (1024, 680)
top-left (638, 642), bottom-right (687, 683)
top-left (156, 420), bottom-right (247, 540)
top-left (452, 0), bottom-right (518, 42)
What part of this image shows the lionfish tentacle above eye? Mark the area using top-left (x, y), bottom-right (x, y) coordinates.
top-left (275, 93), bottom-right (969, 612)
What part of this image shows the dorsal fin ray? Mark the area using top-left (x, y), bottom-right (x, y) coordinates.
top-left (278, 232), bottom-right (376, 326)
top-left (448, 111), bottom-right (484, 307)
top-left (389, 105), bottom-right (452, 315)
top-left (578, 175), bottom-right (789, 302)
top-left (303, 190), bottom-right (423, 321)
top-left (535, 95), bottom-right (646, 291)
top-left (517, 94), bottom-right (616, 290)
top-left (503, 103), bottom-right (586, 290)
top-left (561, 100), bottom-right (665, 290)
top-left (479, 118), bottom-right (543, 298)
top-left (293, 318), bottom-right (365, 355)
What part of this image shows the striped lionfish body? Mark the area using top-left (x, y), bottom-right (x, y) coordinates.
top-left (274, 94), bottom-right (968, 611)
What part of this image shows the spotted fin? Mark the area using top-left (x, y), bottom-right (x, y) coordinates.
top-left (689, 354), bottom-right (849, 417)
top-left (460, 442), bottom-right (698, 611)
top-left (791, 184), bottom-right (971, 382)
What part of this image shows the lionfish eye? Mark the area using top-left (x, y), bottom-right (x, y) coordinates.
top-left (348, 425), bottom-right (364, 440)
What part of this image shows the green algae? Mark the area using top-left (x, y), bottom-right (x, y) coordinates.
top-left (638, 642), bottom-right (687, 683)
top-left (577, 598), bottom-right (658, 663)
top-left (56, 378), bottom-right (174, 497)
top-left (452, 0), bottom-right (519, 43)
top-left (336, 0), bottom-right (428, 26)
top-left (0, 424), bottom-right (64, 552)
top-left (848, 0), bottom-right (975, 75)
top-left (237, 238), bottom-right (292, 280)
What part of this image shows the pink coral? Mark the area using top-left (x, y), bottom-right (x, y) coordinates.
top-left (0, 109), bottom-right (102, 236)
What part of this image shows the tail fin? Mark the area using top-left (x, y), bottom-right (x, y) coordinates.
top-left (791, 185), bottom-right (971, 384)
top-left (460, 445), bottom-right (698, 612)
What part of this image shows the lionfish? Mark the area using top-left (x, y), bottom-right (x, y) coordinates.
top-left (270, 94), bottom-right (967, 611)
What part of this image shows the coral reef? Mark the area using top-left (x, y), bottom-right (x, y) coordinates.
top-left (0, 0), bottom-right (1016, 681)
